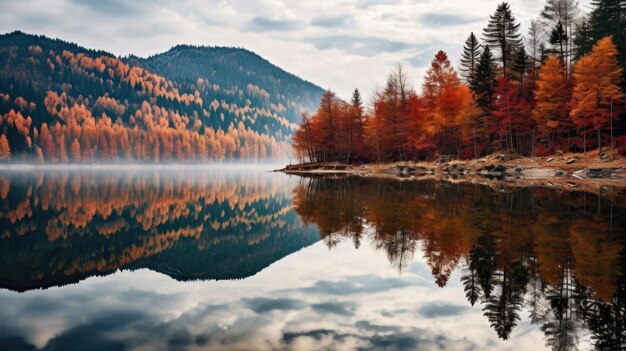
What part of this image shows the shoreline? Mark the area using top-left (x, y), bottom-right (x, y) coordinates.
top-left (278, 151), bottom-right (626, 194)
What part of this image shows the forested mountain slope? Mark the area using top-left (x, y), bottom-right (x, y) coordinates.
top-left (0, 31), bottom-right (323, 162)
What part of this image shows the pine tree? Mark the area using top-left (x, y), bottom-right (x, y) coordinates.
top-left (540, 0), bottom-right (580, 74)
top-left (351, 88), bottom-right (363, 110)
top-left (526, 20), bottom-right (543, 85)
top-left (571, 36), bottom-right (624, 154)
top-left (459, 32), bottom-right (482, 85)
top-left (483, 2), bottom-right (523, 76)
top-left (573, 18), bottom-right (595, 60)
top-left (549, 21), bottom-right (569, 64)
top-left (512, 47), bottom-right (529, 97)
top-left (471, 46), bottom-right (498, 112)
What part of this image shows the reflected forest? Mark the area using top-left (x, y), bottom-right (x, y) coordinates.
top-left (0, 170), bottom-right (624, 349)
top-left (293, 176), bottom-right (625, 350)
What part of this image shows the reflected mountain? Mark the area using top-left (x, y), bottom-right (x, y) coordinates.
top-left (292, 175), bottom-right (626, 350)
top-left (0, 168), bottom-right (319, 292)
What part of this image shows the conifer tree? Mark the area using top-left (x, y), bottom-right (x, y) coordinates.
top-left (571, 36), bottom-right (624, 154)
top-left (483, 2), bottom-right (523, 75)
top-left (532, 55), bottom-right (571, 152)
top-left (459, 32), bottom-right (482, 85)
top-left (573, 18), bottom-right (595, 60)
top-left (471, 46), bottom-right (498, 113)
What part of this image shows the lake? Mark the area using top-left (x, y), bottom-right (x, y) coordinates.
top-left (0, 166), bottom-right (624, 350)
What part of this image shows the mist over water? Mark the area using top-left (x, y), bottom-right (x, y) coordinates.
top-left (0, 167), bottom-right (623, 350)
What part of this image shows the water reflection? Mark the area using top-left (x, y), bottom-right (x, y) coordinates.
top-left (293, 176), bottom-right (626, 350)
top-left (0, 167), bottom-right (318, 291)
top-left (0, 169), bottom-right (624, 350)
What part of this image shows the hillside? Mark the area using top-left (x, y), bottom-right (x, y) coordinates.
top-left (128, 45), bottom-right (323, 124)
top-left (0, 31), bottom-right (323, 162)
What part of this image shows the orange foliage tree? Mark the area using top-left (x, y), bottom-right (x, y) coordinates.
top-left (570, 36), bottom-right (624, 154)
top-left (532, 56), bottom-right (571, 153)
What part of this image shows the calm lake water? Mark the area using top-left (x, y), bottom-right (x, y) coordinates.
top-left (0, 166), bottom-right (624, 351)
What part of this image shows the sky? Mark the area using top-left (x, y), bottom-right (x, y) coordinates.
top-left (0, 0), bottom-right (592, 99)
top-left (0, 235), bottom-right (560, 350)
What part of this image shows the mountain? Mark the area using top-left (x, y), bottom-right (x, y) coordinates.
top-left (128, 45), bottom-right (323, 124)
top-left (0, 31), bottom-right (323, 162)
top-left (0, 169), bottom-right (320, 292)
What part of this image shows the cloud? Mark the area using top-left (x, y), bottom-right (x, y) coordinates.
top-left (245, 16), bottom-right (303, 32)
top-left (311, 15), bottom-right (354, 28)
top-left (417, 301), bottom-right (471, 318)
top-left (244, 297), bottom-right (307, 313)
top-left (355, 320), bottom-right (399, 333)
top-left (420, 13), bottom-right (481, 26)
top-left (68, 0), bottom-right (141, 15)
top-left (296, 274), bottom-right (417, 295)
top-left (309, 35), bottom-right (414, 56)
top-left (311, 301), bottom-right (357, 316)
top-left (355, 0), bottom-right (403, 9)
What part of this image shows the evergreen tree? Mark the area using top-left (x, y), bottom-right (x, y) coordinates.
top-left (512, 47), bottom-right (529, 97)
top-left (351, 88), bottom-right (363, 110)
top-left (549, 21), bottom-right (569, 64)
top-left (573, 17), bottom-right (595, 60)
top-left (459, 32), bottom-right (482, 85)
top-left (471, 46), bottom-right (498, 112)
top-left (483, 2), bottom-right (523, 75)
top-left (539, 0), bottom-right (580, 75)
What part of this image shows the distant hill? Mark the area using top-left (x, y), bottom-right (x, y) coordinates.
top-left (0, 31), bottom-right (323, 162)
top-left (128, 45), bottom-right (323, 124)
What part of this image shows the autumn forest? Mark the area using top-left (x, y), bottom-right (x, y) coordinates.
top-left (293, 1), bottom-right (626, 163)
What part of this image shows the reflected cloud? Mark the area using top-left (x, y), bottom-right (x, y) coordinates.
top-left (244, 297), bottom-right (307, 313)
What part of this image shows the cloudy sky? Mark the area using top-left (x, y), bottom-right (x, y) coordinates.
top-left (0, 0), bottom-right (592, 99)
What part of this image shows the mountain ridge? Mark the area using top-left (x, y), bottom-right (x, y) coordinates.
top-left (0, 31), bottom-right (323, 161)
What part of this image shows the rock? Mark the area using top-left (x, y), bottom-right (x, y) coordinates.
top-left (493, 165), bottom-right (507, 173)
top-left (546, 158), bottom-right (554, 163)
top-left (586, 168), bottom-right (614, 179)
top-left (600, 152), bottom-right (609, 160)
top-left (565, 158), bottom-right (577, 164)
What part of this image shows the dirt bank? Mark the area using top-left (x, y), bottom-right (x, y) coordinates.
top-left (278, 151), bottom-right (626, 194)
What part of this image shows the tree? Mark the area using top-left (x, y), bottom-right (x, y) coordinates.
top-left (0, 134), bottom-right (10, 160)
top-left (532, 55), bottom-right (571, 153)
top-left (471, 46), bottom-right (498, 112)
top-left (422, 51), bottom-right (472, 157)
top-left (512, 47), bottom-right (529, 97)
top-left (483, 2), bottom-right (523, 76)
top-left (570, 36), bottom-right (624, 154)
top-left (71, 138), bottom-right (81, 162)
top-left (573, 17), bottom-right (595, 60)
top-left (349, 88), bottom-right (366, 162)
top-left (527, 19), bottom-right (543, 85)
top-left (540, 0), bottom-right (580, 74)
top-left (589, 0), bottom-right (626, 72)
top-left (492, 77), bottom-right (535, 154)
top-left (460, 32), bottom-right (482, 85)
top-left (549, 21), bottom-right (569, 64)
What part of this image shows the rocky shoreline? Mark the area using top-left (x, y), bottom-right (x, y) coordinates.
top-left (278, 152), bottom-right (626, 194)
